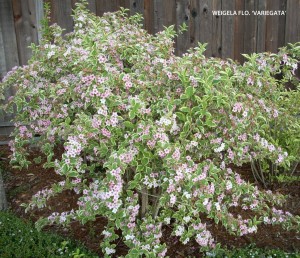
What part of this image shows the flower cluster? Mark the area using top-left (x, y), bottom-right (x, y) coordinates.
top-left (1, 1), bottom-right (299, 257)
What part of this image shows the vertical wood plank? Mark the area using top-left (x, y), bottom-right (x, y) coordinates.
top-left (49, 0), bottom-right (74, 33)
top-left (144, 0), bottom-right (154, 34)
top-left (211, 0), bottom-right (222, 58)
top-left (233, 0), bottom-right (244, 63)
top-left (96, 0), bottom-right (121, 16)
top-left (277, 0), bottom-right (287, 49)
top-left (285, 0), bottom-right (300, 44)
top-left (265, 0), bottom-right (280, 52)
top-left (176, 0), bottom-right (191, 56)
top-left (34, 0), bottom-right (44, 43)
top-left (153, 0), bottom-right (163, 32)
top-left (0, 23), bottom-right (7, 80)
top-left (130, 0), bottom-right (144, 15)
top-left (153, 0), bottom-right (176, 33)
top-left (190, 0), bottom-right (200, 49)
top-left (198, 0), bottom-right (213, 56)
top-left (0, 0), bottom-right (19, 125)
top-left (243, 0), bottom-right (257, 56)
top-left (12, 0), bottom-right (40, 65)
top-left (0, 0), bottom-right (19, 76)
top-left (87, 0), bottom-right (97, 14)
top-left (221, 0), bottom-right (235, 59)
top-left (256, 0), bottom-right (267, 53)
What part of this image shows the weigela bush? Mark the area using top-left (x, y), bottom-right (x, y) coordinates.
top-left (1, 1), bottom-right (299, 256)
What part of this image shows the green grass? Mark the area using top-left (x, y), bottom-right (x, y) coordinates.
top-left (206, 244), bottom-right (300, 258)
top-left (0, 211), bottom-right (98, 258)
top-left (0, 211), bottom-right (299, 258)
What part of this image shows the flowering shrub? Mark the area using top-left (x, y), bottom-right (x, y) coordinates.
top-left (1, 1), bottom-right (300, 256)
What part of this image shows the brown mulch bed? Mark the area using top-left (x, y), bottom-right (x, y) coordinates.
top-left (1, 144), bottom-right (299, 257)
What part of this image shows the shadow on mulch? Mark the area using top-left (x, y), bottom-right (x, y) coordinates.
top-left (1, 144), bottom-right (299, 257)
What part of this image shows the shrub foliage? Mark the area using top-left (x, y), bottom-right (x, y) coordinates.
top-left (1, 1), bottom-right (299, 256)
top-left (0, 211), bottom-right (97, 258)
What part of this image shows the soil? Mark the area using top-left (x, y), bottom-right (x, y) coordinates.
top-left (1, 143), bottom-right (299, 257)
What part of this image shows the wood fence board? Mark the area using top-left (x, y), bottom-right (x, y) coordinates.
top-left (144, 0), bottom-right (154, 34)
top-left (277, 0), bottom-right (287, 48)
top-left (0, 0), bottom-right (19, 126)
top-left (0, 23), bottom-right (7, 80)
top-left (87, 0), bottom-right (97, 14)
top-left (211, 0), bottom-right (222, 58)
top-left (129, 0), bottom-right (144, 16)
top-left (190, 0), bottom-right (200, 50)
top-left (233, 0), bottom-right (244, 63)
top-left (256, 0), bottom-right (267, 53)
top-left (243, 0), bottom-right (257, 56)
top-left (175, 0), bottom-right (191, 56)
top-left (33, 0), bottom-right (44, 42)
top-left (96, 0), bottom-right (122, 16)
top-left (12, 0), bottom-right (40, 65)
top-left (285, 0), bottom-right (300, 44)
top-left (221, 0), bottom-right (235, 59)
top-left (49, 0), bottom-right (73, 34)
top-left (197, 0), bottom-right (213, 56)
top-left (265, 0), bottom-right (280, 52)
top-left (152, 0), bottom-right (176, 38)
top-left (0, 0), bottom-right (19, 73)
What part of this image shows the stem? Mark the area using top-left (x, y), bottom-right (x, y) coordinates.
top-left (251, 161), bottom-right (266, 188)
top-left (289, 161), bottom-right (299, 177)
top-left (140, 187), bottom-right (148, 218)
top-left (152, 188), bottom-right (162, 219)
top-left (258, 160), bottom-right (267, 187)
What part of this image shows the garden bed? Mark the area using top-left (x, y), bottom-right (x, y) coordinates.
top-left (1, 144), bottom-right (299, 257)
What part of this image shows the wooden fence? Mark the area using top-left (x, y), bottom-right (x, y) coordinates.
top-left (0, 0), bottom-right (300, 134)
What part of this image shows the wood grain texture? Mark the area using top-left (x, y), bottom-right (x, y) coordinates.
top-left (256, 0), bottom-right (267, 53)
top-left (285, 0), bottom-right (300, 44)
top-left (0, 0), bottom-right (19, 125)
top-left (0, 23), bottom-right (7, 80)
top-left (243, 0), bottom-right (257, 55)
top-left (233, 0), bottom-right (244, 63)
top-left (198, 0), bottom-right (213, 56)
top-left (12, 0), bottom-right (40, 65)
top-left (34, 0), bottom-right (44, 42)
top-left (153, 0), bottom-right (176, 33)
top-left (265, 0), bottom-right (280, 52)
top-left (0, 0), bottom-right (19, 74)
top-left (49, 0), bottom-right (73, 34)
top-left (144, 0), bottom-right (154, 34)
top-left (221, 0), bottom-right (235, 59)
top-left (176, 0), bottom-right (191, 56)
top-left (277, 0), bottom-right (287, 48)
top-left (96, 0), bottom-right (123, 16)
top-left (211, 0), bottom-right (222, 58)
top-left (130, 0), bottom-right (144, 15)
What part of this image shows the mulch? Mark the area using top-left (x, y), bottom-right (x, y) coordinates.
top-left (1, 143), bottom-right (299, 257)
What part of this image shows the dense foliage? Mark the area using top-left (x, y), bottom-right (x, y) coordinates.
top-left (1, 1), bottom-right (299, 256)
top-left (0, 211), bottom-right (97, 258)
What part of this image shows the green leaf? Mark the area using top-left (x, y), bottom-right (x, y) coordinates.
top-left (134, 173), bottom-right (142, 181)
top-left (176, 112), bottom-right (186, 121)
top-left (124, 121), bottom-right (134, 129)
top-left (185, 86), bottom-right (194, 98)
top-left (129, 111), bottom-right (136, 120)
top-left (180, 94), bottom-right (189, 100)
top-left (100, 144), bottom-right (108, 156)
top-left (206, 119), bottom-right (217, 128)
top-left (183, 121), bottom-right (190, 133)
top-left (141, 157), bottom-right (149, 165)
top-left (179, 106), bottom-right (189, 113)
top-left (191, 106), bottom-right (201, 114)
